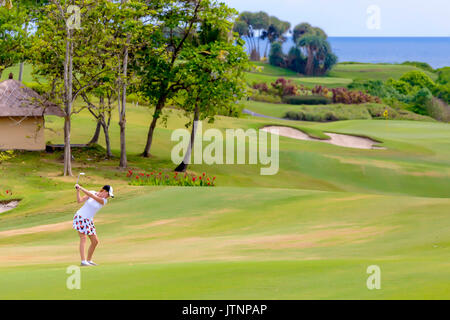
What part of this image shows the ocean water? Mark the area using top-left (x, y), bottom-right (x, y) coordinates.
top-left (249, 37), bottom-right (450, 69)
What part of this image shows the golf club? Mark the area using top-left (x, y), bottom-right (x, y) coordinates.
top-left (76, 172), bottom-right (85, 187)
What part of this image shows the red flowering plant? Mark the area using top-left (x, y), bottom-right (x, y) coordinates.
top-left (127, 170), bottom-right (216, 187)
top-left (0, 188), bottom-right (13, 201)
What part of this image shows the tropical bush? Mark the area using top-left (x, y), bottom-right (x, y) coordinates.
top-left (271, 78), bottom-right (298, 97)
top-left (401, 61), bottom-right (434, 73)
top-left (269, 42), bottom-right (285, 67)
top-left (432, 83), bottom-right (450, 104)
top-left (409, 87), bottom-right (433, 115)
top-left (284, 103), bottom-right (433, 122)
top-left (311, 85), bottom-right (330, 97)
top-left (436, 67), bottom-right (450, 85)
top-left (331, 87), bottom-right (381, 104)
top-left (399, 70), bottom-right (436, 92)
top-left (285, 104), bottom-right (372, 121)
top-left (250, 92), bottom-right (282, 103)
top-left (283, 95), bottom-right (331, 105)
top-left (252, 82), bottom-right (269, 93)
top-left (127, 170), bottom-right (216, 187)
top-left (425, 97), bottom-right (450, 122)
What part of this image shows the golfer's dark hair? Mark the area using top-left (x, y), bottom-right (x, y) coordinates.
top-left (102, 185), bottom-right (111, 192)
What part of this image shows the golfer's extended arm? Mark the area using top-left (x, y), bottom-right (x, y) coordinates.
top-left (76, 189), bottom-right (88, 203)
top-left (79, 187), bottom-right (105, 205)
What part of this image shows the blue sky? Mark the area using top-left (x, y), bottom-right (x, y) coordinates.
top-left (222, 0), bottom-right (450, 37)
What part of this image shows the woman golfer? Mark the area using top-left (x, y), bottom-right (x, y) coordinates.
top-left (73, 184), bottom-right (114, 266)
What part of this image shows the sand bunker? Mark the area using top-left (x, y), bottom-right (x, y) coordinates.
top-left (262, 126), bottom-right (385, 150)
top-left (0, 200), bottom-right (19, 214)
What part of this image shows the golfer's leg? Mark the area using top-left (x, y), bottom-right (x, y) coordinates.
top-left (87, 234), bottom-right (99, 261)
top-left (78, 232), bottom-right (87, 261)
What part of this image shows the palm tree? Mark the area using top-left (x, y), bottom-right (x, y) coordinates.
top-left (298, 35), bottom-right (327, 75)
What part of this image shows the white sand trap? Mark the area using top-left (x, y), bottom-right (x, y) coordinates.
top-left (262, 126), bottom-right (385, 150)
top-left (0, 201), bottom-right (19, 214)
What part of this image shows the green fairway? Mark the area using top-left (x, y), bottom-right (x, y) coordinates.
top-left (0, 100), bottom-right (449, 299)
top-left (1, 59), bottom-right (449, 299)
top-left (246, 62), bottom-right (437, 89)
top-left (246, 71), bottom-right (352, 89)
top-left (329, 63), bottom-right (438, 81)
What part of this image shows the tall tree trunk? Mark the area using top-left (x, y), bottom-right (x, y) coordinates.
top-left (63, 116), bottom-right (72, 176)
top-left (18, 62), bottom-right (24, 82)
top-left (264, 40), bottom-right (270, 58)
top-left (118, 34), bottom-right (130, 168)
top-left (63, 30), bottom-right (73, 177)
top-left (101, 119), bottom-right (113, 158)
top-left (18, 22), bottom-right (28, 82)
top-left (88, 119), bottom-right (102, 144)
top-left (305, 46), bottom-right (315, 76)
top-left (142, 97), bottom-right (165, 158)
top-left (175, 103), bottom-right (199, 172)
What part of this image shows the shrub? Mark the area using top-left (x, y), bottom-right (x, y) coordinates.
top-left (286, 46), bottom-right (306, 73)
top-left (283, 95), bottom-right (331, 105)
top-left (385, 78), bottom-right (414, 95)
top-left (250, 92), bottom-right (282, 104)
top-left (399, 70), bottom-right (436, 92)
top-left (436, 67), bottom-right (450, 85)
top-left (401, 61), bottom-right (434, 73)
top-left (283, 103), bottom-right (434, 122)
top-left (284, 104), bottom-right (372, 121)
top-left (271, 78), bottom-right (298, 97)
top-left (426, 97), bottom-right (450, 122)
top-left (349, 79), bottom-right (406, 101)
top-left (269, 42), bottom-right (285, 68)
top-left (432, 83), bottom-right (450, 104)
top-left (252, 82), bottom-right (269, 93)
top-left (127, 170), bottom-right (216, 187)
top-left (331, 87), bottom-right (381, 104)
top-left (311, 85), bottom-right (330, 97)
top-left (409, 87), bottom-right (433, 115)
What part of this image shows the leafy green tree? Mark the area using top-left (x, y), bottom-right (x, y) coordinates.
top-left (399, 70), bottom-right (436, 92)
top-left (233, 11), bottom-right (269, 61)
top-left (173, 24), bottom-right (250, 172)
top-left (0, 4), bottom-right (27, 78)
top-left (410, 87), bottom-right (433, 115)
top-left (286, 46), bottom-right (306, 73)
top-left (269, 42), bottom-right (285, 67)
top-left (135, 0), bottom-right (239, 158)
top-left (298, 35), bottom-right (333, 76)
top-left (261, 16), bottom-right (290, 58)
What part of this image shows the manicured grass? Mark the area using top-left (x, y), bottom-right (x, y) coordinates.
top-left (246, 62), bottom-right (437, 89)
top-left (246, 72), bottom-right (352, 89)
top-left (0, 62), bottom-right (449, 299)
top-left (329, 63), bottom-right (438, 81)
top-left (0, 63), bottom-right (38, 83)
top-left (1, 187), bottom-right (449, 299)
top-left (245, 100), bottom-right (434, 122)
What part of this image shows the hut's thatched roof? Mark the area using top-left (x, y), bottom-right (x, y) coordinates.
top-left (0, 80), bottom-right (65, 117)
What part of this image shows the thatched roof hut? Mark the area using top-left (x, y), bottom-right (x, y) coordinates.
top-left (0, 80), bottom-right (64, 151)
top-left (0, 79), bottom-right (64, 117)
